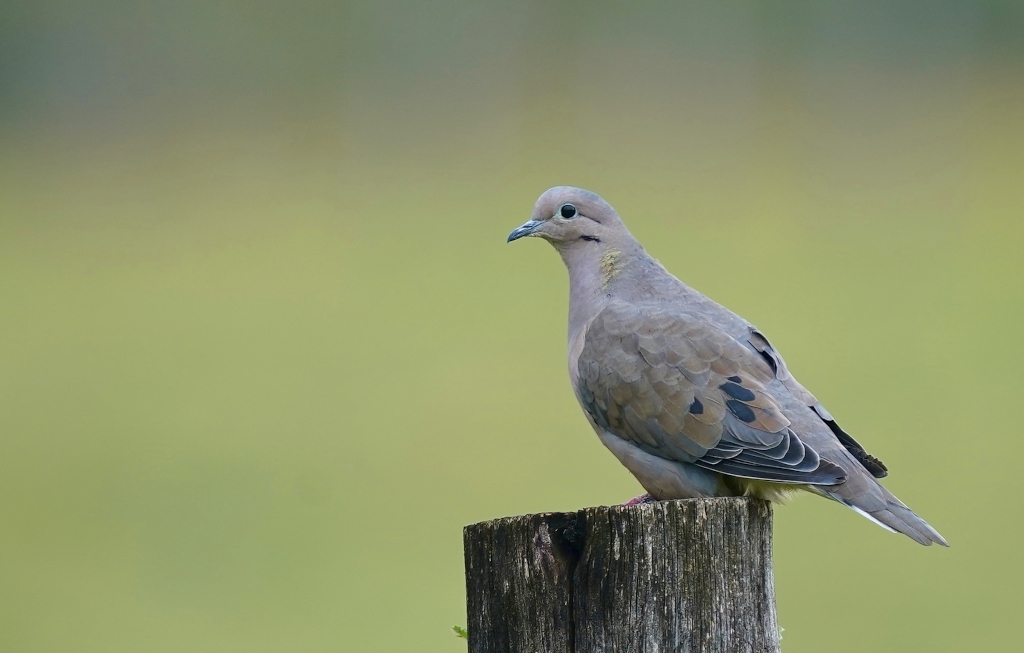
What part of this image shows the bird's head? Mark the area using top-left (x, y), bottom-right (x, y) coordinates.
top-left (507, 187), bottom-right (630, 252)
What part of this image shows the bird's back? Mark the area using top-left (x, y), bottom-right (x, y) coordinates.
top-left (581, 252), bottom-right (947, 545)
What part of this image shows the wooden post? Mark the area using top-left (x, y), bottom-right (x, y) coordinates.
top-left (464, 497), bottom-right (780, 653)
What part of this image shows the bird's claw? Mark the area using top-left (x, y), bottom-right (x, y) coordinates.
top-left (623, 493), bottom-right (656, 506)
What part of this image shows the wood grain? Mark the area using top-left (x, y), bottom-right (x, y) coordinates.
top-left (464, 497), bottom-right (780, 653)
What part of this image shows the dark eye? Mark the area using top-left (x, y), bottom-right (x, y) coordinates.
top-left (559, 203), bottom-right (578, 219)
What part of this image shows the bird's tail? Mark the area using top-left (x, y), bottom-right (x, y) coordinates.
top-left (813, 484), bottom-right (948, 547)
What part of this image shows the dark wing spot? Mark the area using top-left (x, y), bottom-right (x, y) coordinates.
top-left (726, 400), bottom-right (756, 423)
top-left (689, 398), bottom-right (704, 415)
top-left (820, 416), bottom-right (889, 478)
top-left (720, 382), bottom-right (756, 402)
top-left (728, 375), bottom-right (742, 383)
top-left (757, 350), bottom-right (778, 375)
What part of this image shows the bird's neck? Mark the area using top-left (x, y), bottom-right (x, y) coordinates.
top-left (560, 240), bottom-right (666, 338)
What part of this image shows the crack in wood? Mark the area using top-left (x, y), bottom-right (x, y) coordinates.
top-left (464, 497), bottom-right (780, 653)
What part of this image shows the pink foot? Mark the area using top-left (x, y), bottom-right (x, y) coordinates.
top-left (623, 493), bottom-right (656, 506)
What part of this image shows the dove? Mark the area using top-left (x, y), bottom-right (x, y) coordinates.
top-left (507, 186), bottom-right (947, 546)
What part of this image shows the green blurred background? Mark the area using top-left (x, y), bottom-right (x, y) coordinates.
top-left (1, 1), bottom-right (1022, 651)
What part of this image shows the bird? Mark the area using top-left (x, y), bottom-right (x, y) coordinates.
top-left (507, 186), bottom-right (947, 546)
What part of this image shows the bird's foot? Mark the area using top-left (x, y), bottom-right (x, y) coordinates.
top-left (623, 493), bottom-right (656, 506)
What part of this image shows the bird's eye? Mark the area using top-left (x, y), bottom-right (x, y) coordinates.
top-left (559, 203), bottom-right (578, 219)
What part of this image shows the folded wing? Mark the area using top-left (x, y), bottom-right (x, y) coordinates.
top-left (576, 302), bottom-right (846, 486)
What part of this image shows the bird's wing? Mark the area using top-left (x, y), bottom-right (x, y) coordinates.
top-left (576, 302), bottom-right (846, 486)
top-left (746, 328), bottom-right (889, 478)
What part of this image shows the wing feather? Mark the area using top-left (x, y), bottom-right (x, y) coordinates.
top-left (577, 303), bottom-right (845, 485)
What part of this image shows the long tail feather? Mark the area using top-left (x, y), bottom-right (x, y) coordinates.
top-left (811, 484), bottom-right (948, 547)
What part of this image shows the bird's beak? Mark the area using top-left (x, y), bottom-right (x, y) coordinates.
top-left (507, 220), bottom-right (543, 243)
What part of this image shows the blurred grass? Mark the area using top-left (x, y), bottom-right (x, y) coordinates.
top-left (2, 2), bottom-right (1024, 652)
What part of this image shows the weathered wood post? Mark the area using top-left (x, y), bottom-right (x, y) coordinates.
top-left (464, 497), bottom-right (780, 653)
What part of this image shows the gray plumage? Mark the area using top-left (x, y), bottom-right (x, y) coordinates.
top-left (508, 186), bottom-right (947, 546)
